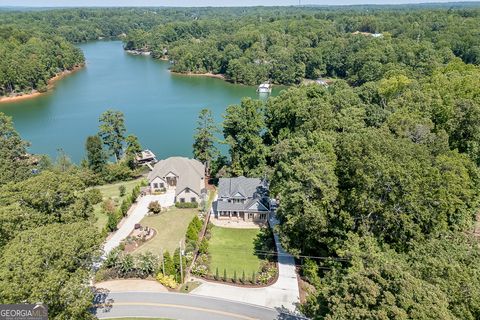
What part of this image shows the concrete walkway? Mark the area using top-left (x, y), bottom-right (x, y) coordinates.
top-left (191, 215), bottom-right (300, 312)
top-left (102, 191), bottom-right (175, 257)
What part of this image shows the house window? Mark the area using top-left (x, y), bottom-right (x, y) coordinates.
top-left (260, 214), bottom-right (266, 220)
top-left (160, 183), bottom-right (164, 188)
top-left (153, 183), bottom-right (158, 188)
top-left (185, 188), bottom-right (190, 193)
top-left (180, 198), bottom-right (185, 203)
top-left (191, 197), bottom-right (196, 203)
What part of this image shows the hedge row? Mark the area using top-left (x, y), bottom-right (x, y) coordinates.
top-left (106, 184), bottom-right (141, 232)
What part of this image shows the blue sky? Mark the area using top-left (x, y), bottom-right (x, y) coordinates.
top-left (0, 0), bottom-right (478, 7)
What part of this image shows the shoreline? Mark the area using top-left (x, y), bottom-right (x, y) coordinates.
top-left (170, 71), bottom-right (226, 80)
top-left (0, 64), bottom-right (84, 104)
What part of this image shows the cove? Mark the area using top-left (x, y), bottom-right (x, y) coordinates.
top-left (0, 41), bottom-right (283, 162)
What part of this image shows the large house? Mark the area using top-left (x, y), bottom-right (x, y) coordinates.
top-left (147, 157), bottom-right (206, 203)
top-left (215, 176), bottom-right (270, 222)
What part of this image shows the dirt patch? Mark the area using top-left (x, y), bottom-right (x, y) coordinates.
top-left (95, 279), bottom-right (168, 293)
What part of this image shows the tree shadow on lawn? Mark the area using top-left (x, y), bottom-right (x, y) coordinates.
top-left (253, 227), bottom-right (277, 262)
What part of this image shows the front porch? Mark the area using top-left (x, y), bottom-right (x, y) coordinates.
top-left (216, 210), bottom-right (269, 222)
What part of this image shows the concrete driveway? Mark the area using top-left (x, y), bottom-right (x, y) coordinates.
top-left (102, 191), bottom-right (175, 257)
top-left (190, 215), bottom-right (300, 312)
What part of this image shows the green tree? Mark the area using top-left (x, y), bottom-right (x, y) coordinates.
top-left (99, 110), bottom-right (126, 162)
top-left (0, 113), bottom-right (30, 186)
top-left (0, 223), bottom-right (100, 320)
top-left (193, 108), bottom-right (219, 172)
top-left (85, 135), bottom-right (107, 174)
top-left (125, 134), bottom-right (142, 157)
top-left (223, 98), bottom-right (268, 176)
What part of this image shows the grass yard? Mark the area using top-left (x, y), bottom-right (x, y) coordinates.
top-left (209, 226), bottom-right (262, 278)
top-left (133, 207), bottom-right (198, 255)
top-left (92, 178), bottom-right (145, 231)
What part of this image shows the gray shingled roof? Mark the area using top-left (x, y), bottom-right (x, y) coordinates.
top-left (148, 157), bottom-right (205, 196)
top-left (218, 176), bottom-right (266, 199)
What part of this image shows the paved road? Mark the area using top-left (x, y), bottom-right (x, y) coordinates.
top-left (92, 292), bottom-right (302, 320)
top-left (191, 215), bottom-right (300, 312)
top-left (102, 192), bottom-right (175, 257)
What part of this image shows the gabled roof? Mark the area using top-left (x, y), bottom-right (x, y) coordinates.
top-left (218, 176), bottom-right (267, 199)
top-left (148, 157), bottom-right (205, 196)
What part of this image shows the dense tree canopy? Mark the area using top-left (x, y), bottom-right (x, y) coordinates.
top-left (0, 27), bottom-right (84, 96)
top-left (0, 114), bottom-right (101, 319)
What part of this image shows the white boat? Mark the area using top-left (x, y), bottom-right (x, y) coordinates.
top-left (257, 83), bottom-right (272, 94)
top-left (135, 149), bottom-right (157, 165)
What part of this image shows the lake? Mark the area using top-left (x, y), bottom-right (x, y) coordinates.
top-left (0, 41), bottom-right (283, 162)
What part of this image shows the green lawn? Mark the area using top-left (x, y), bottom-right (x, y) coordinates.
top-left (92, 178), bottom-right (145, 231)
top-left (133, 207), bottom-right (198, 255)
top-left (209, 226), bottom-right (262, 278)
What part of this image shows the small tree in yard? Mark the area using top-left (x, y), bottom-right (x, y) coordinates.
top-left (242, 270), bottom-right (246, 284)
top-left (233, 270), bottom-right (237, 283)
top-left (223, 268), bottom-right (227, 282)
top-left (119, 185), bottom-right (126, 197)
top-left (252, 271), bottom-right (256, 284)
top-left (215, 267), bottom-right (219, 280)
top-left (148, 201), bottom-right (162, 214)
top-left (107, 212), bottom-right (118, 232)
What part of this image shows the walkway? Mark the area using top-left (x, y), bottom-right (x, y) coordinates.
top-left (102, 191), bottom-right (175, 257)
top-left (191, 215), bottom-right (300, 312)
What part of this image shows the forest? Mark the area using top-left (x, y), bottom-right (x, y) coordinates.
top-left (211, 52), bottom-right (480, 320)
top-left (1, 4), bottom-right (480, 320)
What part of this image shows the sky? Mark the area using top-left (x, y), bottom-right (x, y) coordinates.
top-left (0, 0), bottom-right (478, 7)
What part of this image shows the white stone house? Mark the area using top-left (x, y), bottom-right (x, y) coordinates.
top-left (147, 157), bottom-right (206, 204)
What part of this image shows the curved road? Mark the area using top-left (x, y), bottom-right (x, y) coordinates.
top-left (93, 292), bottom-right (303, 320)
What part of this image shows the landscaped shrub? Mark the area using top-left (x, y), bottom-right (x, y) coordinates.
top-left (85, 188), bottom-right (103, 205)
top-left (104, 248), bottom-right (121, 269)
top-left (120, 197), bottom-right (131, 216)
top-left (251, 271), bottom-right (256, 284)
top-left (215, 267), bottom-right (219, 280)
top-left (107, 212), bottom-right (118, 232)
top-left (118, 253), bottom-right (134, 276)
top-left (162, 251), bottom-right (176, 276)
top-left (191, 255), bottom-right (209, 277)
top-left (102, 198), bottom-right (116, 214)
top-left (233, 270), bottom-right (237, 283)
top-left (156, 273), bottom-right (178, 289)
top-left (148, 201), bottom-right (162, 214)
top-left (199, 238), bottom-right (209, 254)
top-left (242, 270), bottom-right (246, 284)
top-left (131, 185), bottom-right (140, 200)
top-left (175, 201), bottom-right (198, 208)
top-left (192, 215), bottom-right (203, 230)
top-left (258, 261), bottom-right (277, 284)
top-left (119, 185), bottom-right (126, 197)
top-left (223, 268), bottom-right (227, 282)
top-left (186, 215), bottom-right (204, 248)
top-left (137, 252), bottom-right (159, 278)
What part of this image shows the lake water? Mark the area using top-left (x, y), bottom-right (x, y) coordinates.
top-left (0, 41), bottom-right (282, 162)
